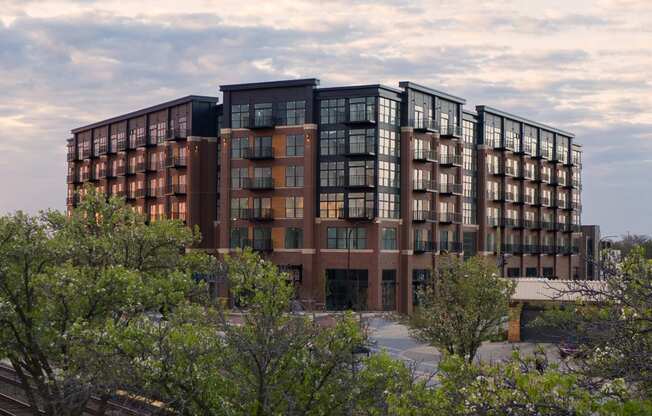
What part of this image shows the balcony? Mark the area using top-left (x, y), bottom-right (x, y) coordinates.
top-left (346, 110), bottom-right (376, 125)
top-left (125, 165), bottom-right (137, 176)
top-left (522, 244), bottom-right (541, 255)
top-left (146, 161), bottom-right (158, 172)
top-left (571, 178), bottom-right (581, 188)
top-left (80, 149), bottom-right (91, 160)
top-left (439, 241), bottom-right (463, 252)
top-left (502, 164), bottom-right (517, 177)
top-left (559, 222), bottom-right (572, 233)
top-left (170, 211), bottom-right (187, 222)
top-left (438, 212), bottom-right (462, 224)
top-left (524, 219), bottom-right (541, 229)
top-left (413, 210), bottom-right (437, 222)
top-left (243, 146), bottom-right (274, 160)
top-left (414, 240), bottom-right (435, 253)
top-left (135, 162), bottom-right (146, 173)
top-left (571, 224), bottom-right (581, 233)
top-left (413, 179), bottom-right (437, 192)
top-left (542, 245), bottom-right (556, 255)
top-left (501, 191), bottom-right (515, 202)
top-left (126, 190), bottom-right (137, 201)
top-left (411, 118), bottom-right (438, 132)
top-left (250, 116), bottom-right (276, 129)
top-left (168, 128), bottom-right (189, 140)
top-left (79, 172), bottom-right (90, 182)
top-left (523, 194), bottom-right (534, 205)
top-left (106, 167), bottom-right (116, 178)
top-left (487, 164), bottom-right (500, 175)
top-left (486, 190), bottom-right (500, 201)
top-left (135, 136), bottom-right (147, 147)
top-left (66, 173), bottom-right (79, 184)
top-left (413, 148), bottom-right (437, 162)
top-left (251, 238), bottom-right (274, 251)
top-left (487, 217), bottom-right (500, 227)
top-left (439, 124), bottom-right (462, 139)
top-left (340, 207), bottom-right (374, 221)
top-left (166, 184), bottom-right (187, 195)
top-left (540, 196), bottom-right (550, 207)
top-left (116, 139), bottom-right (127, 152)
top-left (66, 195), bottom-right (79, 206)
top-left (439, 182), bottom-right (462, 195)
top-left (439, 154), bottom-right (463, 167)
top-left (243, 208), bottom-right (274, 221)
top-left (346, 140), bottom-right (376, 156)
top-left (572, 202), bottom-right (581, 210)
top-left (147, 187), bottom-right (158, 198)
top-left (135, 188), bottom-right (148, 199)
top-left (522, 170), bottom-right (536, 181)
top-left (348, 175), bottom-right (375, 188)
top-left (502, 244), bottom-right (519, 254)
top-left (67, 151), bottom-right (76, 162)
top-left (501, 217), bottom-right (521, 228)
top-left (166, 156), bottom-right (187, 168)
top-left (541, 221), bottom-right (555, 231)
top-left (243, 177), bottom-right (274, 190)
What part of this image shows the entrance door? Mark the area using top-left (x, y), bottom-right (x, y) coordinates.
top-left (325, 269), bottom-right (368, 311)
top-left (381, 270), bottom-right (396, 311)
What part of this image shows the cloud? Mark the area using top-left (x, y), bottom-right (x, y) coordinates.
top-left (0, 1), bottom-right (651, 236)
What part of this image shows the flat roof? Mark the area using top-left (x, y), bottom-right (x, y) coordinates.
top-left (477, 105), bottom-right (575, 138)
top-left (71, 95), bottom-right (219, 134)
top-left (220, 78), bottom-right (320, 92)
top-left (398, 81), bottom-right (466, 104)
top-left (317, 83), bottom-right (404, 95)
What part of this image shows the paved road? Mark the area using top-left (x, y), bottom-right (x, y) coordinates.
top-left (366, 316), bottom-right (559, 375)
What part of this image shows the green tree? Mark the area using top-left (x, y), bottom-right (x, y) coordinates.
top-left (408, 255), bottom-right (515, 363)
top-left (0, 186), bottom-right (211, 415)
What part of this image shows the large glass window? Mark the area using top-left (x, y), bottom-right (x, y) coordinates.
top-left (379, 161), bottom-right (399, 188)
top-left (286, 134), bottom-right (304, 156)
top-left (348, 128), bottom-right (375, 154)
top-left (286, 166), bottom-right (304, 187)
top-left (505, 119), bottom-right (520, 152)
top-left (285, 196), bottom-right (304, 218)
top-left (230, 227), bottom-right (248, 248)
top-left (524, 125), bottom-right (537, 155)
top-left (379, 129), bottom-right (399, 156)
top-left (379, 98), bottom-right (400, 125)
top-left (320, 130), bottom-right (345, 155)
top-left (231, 137), bottom-right (248, 158)
top-left (379, 192), bottom-right (400, 219)
top-left (349, 97), bottom-right (375, 122)
top-left (280, 100), bottom-right (306, 125)
top-left (484, 113), bottom-right (501, 148)
top-left (541, 131), bottom-right (554, 159)
top-left (348, 192), bottom-right (374, 217)
top-left (556, 136), bottom-right (569, 163)
top-left (327, 227), bottom-right (367, 249)
top-left (253, 103), bottom-right (272, 126)
top-left (231, 104), bottom-right (250, 128)
top-left (320, 162), bottom-right (345, 187)
top-left (382, 228), bottom-right (397, 250)
top-left (230, 197), bottom-right (248, 219)
top-left (231, 167), bottom-right (248, 189)
top-left (320, 99), bottom-right (346, 124)
top-left (348, 160), bottom-right (374, 187)
top-left (319, 193), bottom-right (344, 218)
top-left (462, 119), bottom-right (475, 145)
top-left (285, 228), bottom-right (303, 249)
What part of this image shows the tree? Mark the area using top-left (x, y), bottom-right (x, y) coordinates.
top-left (541, 246), bottom-right (652, 399)
top-left (0, 186), bottom-right (212, 415)
top-left (128, 249), bottom-right (369, 416)
top-left (408, 255), bottom-right (515, 363)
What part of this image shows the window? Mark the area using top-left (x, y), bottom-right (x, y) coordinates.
top-left (556, 136), bottom-right (569, 163)
top-left (463, 175), bottom-right (476, 197)
top-left (379, 98), bottom-right (400, 125)
top-left (285, 228), bottom-right (303, 249)
top-left (542, 267), bottom-right (554, 278)
top-left (379, 192), bottom-right (400, 219)
top-left (286, 134), bottom-right (304, 156)
top-left (348, 160), bottom-right (374, 187)
top-left (505, 119), bottom-right (520, 152)
top-left (379, 161), bottom-right (399, 188)
top-left (463, 119), bottom-right (475, 145)
top-left (252, 197), bottom-right (271, 217)
top-left (348, 192), bottom-right (374, 217)
top-left (230, 226), bottom-right (248, 248)
top-left (348, 128), bottom-right (375, 154)
top-left (231, 197), bottom-right (248, 219)
top-left (285, 196), bottom-right (304, 218)
top-left (412, 269), bottom-right (431, 306)
top-left (281, 100), bottom-right (306, 125)
top-left (253, 228), bottom-right (271, 250)
top-left (320, 193), bottom-right (344, 218)
top-left (320, 130), bottom-right (345, 155)
top-left (541, 131), bottom-right (553, 159)
top-left (463, 147), bottom-right (475, 171)
top-left (320, 162), bottom-right (345, 187)
top-left (379, 129), bottom-right (399, 157)
top-left (484, 114), bottom-right (501, 148)
top-left (526, 267), bottom-right (538, 277)
top-left (320, 99), bottom-right (346, 124)
top-left (286, 166), bottom-right (304, 187)
top-left (253, 103), bottom-right (272, 126)
top-left (231, 167), bottom-right (248, 189)
top-left (349, 97), bottom-right (375, 122)
top-left (382, 228), bottom-right (397, 250)
top-left (463, 201), bottom-right (476, 225)
top-left (507, 267), bottom-right (521, 278)
top-left (231, 137), bottom-right (248, 158)
top-left (524, 125), bottom-right (537, 155)
top-left (231, 104), bottom-right (249, 128)
top-left (327, 227), bottom-right (367, 249)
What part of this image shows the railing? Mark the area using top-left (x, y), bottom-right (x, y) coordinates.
top-left (343, 207), bottom-right (374, 220)
top-left (413, 149), bottom-right (437, 162)
top-left (80, 172), bottom-right (90, 182)
top-left (414, 240), bottom-right (435, 253)
top-left (439, 241), bottom-right (463, 252)
top-left (166, 183), bottom-right (187, 194)
top-left (243, 177), bottom-right (274, 190)
top-left (502, 217), bottom-right (520, 228)
top-left (147, 187), bottom-right (159, 198)
top-left (439, 154), bottom-right (463, 166)
top-left (135, 162), bottom-right (146, 173)
top-left (251, 238), bottom-right (274, 251)
top-left (347, 139), bottom-right (376, 156)
top-left (486, 190), bottom-right (500, 201)
top-left (502, 164), bottom-right (516, 176)
top-left (243, 208), bottom-right (274, 220)
top-left (542, 221), bottom-right (555, 230)
top-left (166, 156), bottom-right (187, 168)
top-left (126, 165), bottom-right (137, 175)
top-left (524, 219), bottom-right (540, 229)
top-left (243, 146), bottom-right (274, 159)
top-left (168, 127), bottom-right (189, 139)
top-left (439, 182), bottom-right (462, 194)
top-left (251, 116), bottom-right (276, 129)
top-left (438, 212), bottom-right (462, 223)
top-left (135, 188), bottom-right (148, 198)
top-left (523, 194), bottom-right (534, 204)
top-left (66, 173), bottom-right (78, 183)
top-left (126, 190), bottom-right (137, 200)
top-left (411, 117), bottom-right (438, 131)
top-left (502, 191), bottom-right (515, 202)
top-left (412, 179), bottom-right (437, 192)
top-left (487, 216), bottom-right (500, 227)
top-left (542, 245), bottom-right (556, 255)
top-left (347, 110), bottom-right (376, 124)
top-left (440, 124), bottom-right (462, 138)
top-left (67, 151), bottom-right (76, 161)
top-left (135, 136), bottom-right (147, 147)
top-left (170, 211), bottom-right (187, 221)
top-left (540, 196), bottom-right (550, 206)
top-left (348, 175), bottom-right (375, 188)
top-left (413, 210), bottom-right (437, 222)
top-left (486, 164), bottom-right (500, 175)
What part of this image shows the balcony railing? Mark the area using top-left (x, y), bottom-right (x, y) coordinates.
top-left (147, 187), bottom-right (159, 198)
top-left (166, 156), bottom-right (187, 168)
top-left (341, 207), bottom-right (374, 220)
top-left (243, 177), bottom-right (274, 190)
top-left (135, 188), bottom-right (147, 199)
top-left (166, 184), bottom-right (187, 195)
top-left (347, 139), bottom-right (376, 156)
top-left (523, 194), bottom-right (534, 204)
top-left (116, 139), bottom-right (127, 151)
top-left (439, 241), bottom-right (463, 252)
top-left (524, 219), bottom-right (540, 229)
top-left (135, 136), bottom-right (147, 147)
top-left (486, 190), bottom-right (500, 201)
top-left (502, 191), bottom-right (515, 202)
top-left (439, 182), bottom-right (462, 195)
top-left (439, 154), bottom-right (463, 166)
top-left (348, 175), bottom-right (375, 188)
top-left (135, 162), bottom-right (146, 173)
top-left (502, 217), bottom-right (521, 228)
top-left (413, 149), bottom-right (437, 162)
top-left (487, 216), bottom-right (500, 227)
top-left (413, 210), bottom-right (437, 222)
top-left (413, 179), bottom-right (437, 192)
top-left (440, 124), bottom-right (462, 138)
top-left (438, 212), bottom-right (462, 224)
top-left (243, 208), bottom-right (274, 221)
top-left (79, 172), bottom-right (90, 182)
top-left (414, 240), bottom-right (435, 253)
top-left (106, 167), bottom-right (116, 178)
top-left (125, 165), bottom-right (137, 176)
top-left (170, 211), bottom-right (187, 221)
top-left (487, 164), bottom-right (500, 175)
top-left (66, 173), bottom-right (78, 184)
top-left (541, 221), bottom-right (555, 230)
top-left (126, 190), bottom-right (137, 200)
top-left (243, 146), bottom-right (274, 160)
top-left (347, 111), bottom-right (376, 125)
top-left (67, 151), bottom-right (76, 162)
top-left (411, 118), bottom-right (438, 132)
top-left (540, 196), bottom-right (550, 207)
top-left (251, 238), bottom-right (274, 251)
top-left (251, 116), bottom-right (276, 129)
top-left (167, 128), bottom-right (189, 140)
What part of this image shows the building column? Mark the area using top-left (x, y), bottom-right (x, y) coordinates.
top-left (507, 302), bottom-right (524, 343)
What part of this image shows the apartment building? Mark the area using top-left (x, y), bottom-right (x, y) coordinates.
top-left (66, 78), bottom-right (585, 313)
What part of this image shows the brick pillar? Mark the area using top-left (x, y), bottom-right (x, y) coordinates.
top-left (218, 130), bottom-right (232, 252)
top-left (399, 127), bottom-right (414, 314)
top-left (302, 124), bottom-right (318, 308)
top-left (507, 302), bottom-right (524, 343)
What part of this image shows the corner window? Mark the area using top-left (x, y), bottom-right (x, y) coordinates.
top-left (231, 104), bottom-right (250, 128)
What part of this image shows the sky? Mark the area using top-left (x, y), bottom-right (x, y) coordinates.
top-left (0, 0), bottom-right (651, 236)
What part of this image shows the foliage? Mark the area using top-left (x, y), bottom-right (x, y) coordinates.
top-left (408, 255), bottom-right (515, 363)
top-left (611, 234), bottom-right (652, 259)
top-left (0, 185), bottom-right (212, 416)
